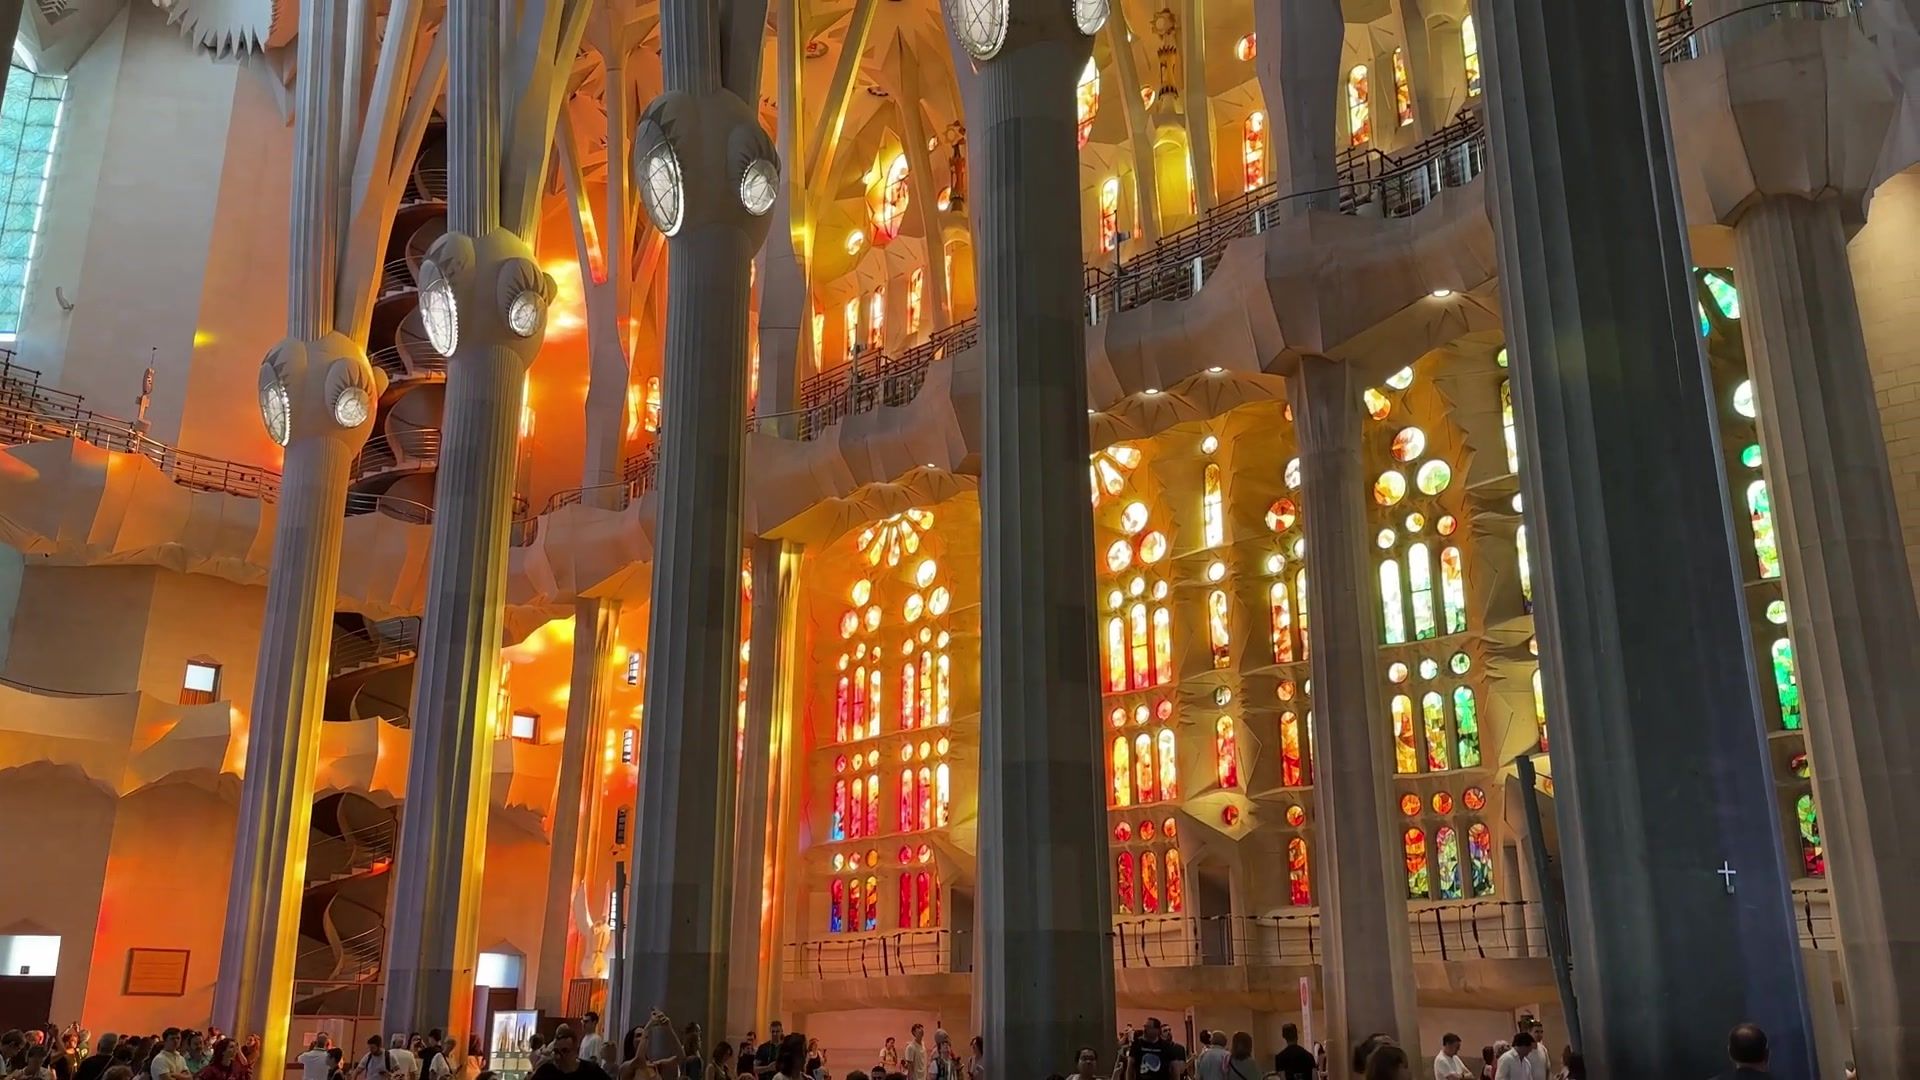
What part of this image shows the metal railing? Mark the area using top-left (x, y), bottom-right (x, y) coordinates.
top-left (329, 616), bottom-right (423, 673)
top-left (404, 167), bottom-right (449, 205)
top-left (1656, 0), bottom-right (1859, 63)
top-left (541, 442), bottom-right (662, 513)
top-left (378, 256), bottom-right (418, 298)
top-left (305, 815), bottom-right (399, 882)
top-left (368, 344), bottom-right (446, 383)
top-left (351, 427), bottom-right (442, 479)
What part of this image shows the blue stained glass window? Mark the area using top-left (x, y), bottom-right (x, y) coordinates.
top-left (0, 65), bottom-right (65, 337)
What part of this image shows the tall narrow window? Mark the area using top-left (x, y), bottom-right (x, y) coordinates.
top-left (1214, 716), bottom-right (1239, 789)
top-left (1207, 589), bottom-right (1231, 668)
top-left (1796, 794), bottom-right (1825, 877)
top-left (830, 879), bottom-right (846, 932)
top-left (1117, 852), bottom-right (1136, 913)
top-left (907, 268), bottom-right (925, 334)
top-left (1152, 607), bottom-right (1175, 685)
top-left (1501, 379), bottom-right (1518, 475)
top-left (901, 661), bottom-right (918, 730)
top-left (852, 665), bottom-right (868, 733)
top-left (1771, 638), bottom-right (1802, 730)
top-left (1440, 546), bottom-right (1468, 634)
top-left (1453, 686), bottom-right (1482, 767)
top-left (1407, 542), bottom-right (1436, 640)
top-left (1157, 729), bottom-right (1180, 800)
top-left (1280, 712), bottom-right (1306, 786)
top-left (1391, 694), bottom-right (1418, 774)
top-left (867, 772), bottom-right (881, 836)
top-left (1112, 737), bottom-right (1134, 807)
top-left (832, 778), bottom-right (848, 841)
top-left (1392, 48), bottom-right (1414, 127)
top-left (899, 874), bottom-right (913, 928)
top-left (1516, 525), bottom-right (1533, 608)
top-left (1129, 602), bottom-right (1152, 689)
top-left (0, 66), bottom-right (64, 337)
top-left (844, 296), bottom-right (861, 361)
top-left (1134, 732), bottom-right (1156, 803)
top-left (1202, 464), bottom-right (1225, 547)
top-left (1296, 568), bottom-right (1311, 659)
top-left (643, 377), bottom-right (662, 432)
top-left (1748, 480), bottom-right (1781, 580)
top-left (1141, 850), bottom-right (1162, 913)
top-left (1347, 64), bottom-right (1373, 147)
top-left (1462, 15), bottom-right (1483, 96)
top-left (867, 668), bottom-right (882, 738)
top-left (865, 875), bottom-right (879, 930)
top-left (1269, 581), bottom-right (1294, 663)
top-left (849, 778), bottom-right (864, 838)
top-left (918, 652), bottom-right (934, 728)
top-left (1467, 822), bottom-right (1495, 896)
top-left (1242, 111), bottom-right (1268, 190)
top-left (1287, 837), bottom-right (1312, 905)
top-left (867, 287), bottom-right (887, 352)
top-left (1099, 177), bottom-right (1122, 251)
top-left (1418, 692), bottom-right (1448, 771)
top-left (1379, 559), bottom-right (1406, 644)
top-left (935, 653), bottom-right (951, 724)
top-left (935, 763), bottom-right (951, 825)
top-left (1106, 616), bottom-right (1128, 691)
top-left (917, 870), bottom-right (936, 927)
top-left (1165, 849), bottom-right (1187, 913)
top-left (1435, 825), bottom-right (1463, 899)
top-left (899, 769), bottom-right (917, 832)
top-left (1403, 827), bottom-right (1430, 899)
top-left (1533, 668), bottom-right (1548, 752)
top-left (811, 307), bottom-right (826, 369)
top-left (1076, 57), bottom-right (1101, 147)
top-left (917, 766), bottom-right (933, 830)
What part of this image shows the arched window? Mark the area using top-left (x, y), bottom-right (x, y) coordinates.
top-left (1117, 851), bottom-right (1136, 913)
top-left (1462, 15), bottom-right (1483, 96)
top-left (1141, 850), bottom-right (1162, 913)
top-left (1158, 728), bottom-right (1180, 800)
top-left (1501, 379), bottom-right (1518, 476)
top-left (1207, 589), bottom-right (1231, 668)
top-left (1435, 825), bottom-right (1463, 899)
top-left (1280, 712), bottom-right (1306, 786)
top-left (868, 153), bottom-right (911, 244)
top-left (1269, 581), bottom-right (1294, 663)
top-left (835, 676), bottom-right (852, 742)
top-left (918, 651), bottom-right (934, 727)
top-left (844, 296), bottom-right (861, 361)
top-left (1408, 542), bottom-right (1436, 640)
top-left (847, 878), bottom-right (863, 933)
top-left (866, 772), bottom-right (881, 837)
top-left (1772, 638), bottom-right (1802, 730)
top-left (867, 288), bottom-right (887, 352)
top-left (917, 870), bottom-right (936, 927)
top-left (1099, 177), bottom-right (1122, 252)
top-left (832, 778), bottom-right (848, 840)
top-left (1134, 732), bottom-right (1156, 802)
top-left (899, 769), bottom-right (917, 832)
top-left (864, 875), bottom-right (879, 930)
top-left (935, 652), bottom-right (951, 724)
top-left (1391, 694), bottom-right (1418, 774)
top-left (901, 660), bottom-right (918, 729)
top-left (1796, 794), bottom-right (1825, 877)
top-left (1516, 525), bottom-right (1533, 609)
top-left (811, 307), bottom-right (826, 369)
top-left (1467, 822), bottom-right (1495, 896)
top-left (1296, 568), bottom-right (1311, 659)
top-left (899, 873), bottom-right (913, 928)
top-left (1076, 57), bottom-right (1101, 148)
top-left (1129, 602), bottom-right (1152, 690)
top-left (1403, 827), bottom-right (1430, 899)
top-left (1533, 668), bottom-right (1548, 752)
top-left (643, 377), bottom-right (662, 433)
top-left (1748, 480), bottom-right (1781, 580)
top-left (1347, 64), bottom-right (1372, 147)
top-left (1441, 546), bottom-right (1468, 634)
top-left (1422, 691), bottom-right (1451, 771)
top-left (849, 777), bottom-right (865, 838)
top-left (1106, 617), bottom-right (1127, 691)
top-left (1215, 716), bottom-right (1239, 788)
top-left (1392, 47), bottom-right (1414, 127)
top-left (917, 766), bottom-right (933, 830)
top-left (1152, 606), bottom-right (1175, 685)
top-left (867, 668), bottom-right (883, 738)
top-left (935, 763), bottom-right (951, 826)
top-left (1380, 559), bottom-right (1406, 644)
top-left (1242, 111), bottom-right (1268, 191)
top-left (1202, 464), bottom-right (1225, 547)
top-left (830, 879), bottom-right (846, 932)
top-left (1111, 737), bottom-right (1134, 807)
top-left (852, 665), bottom-right (868, 733)
top-left (908, 268), bottom-right (925, 334)
top-left (1165, 849), bottom-right (1187, 914)
top-left (1287, 837), bottom-right (1312, 905)
top-left (1454, 686), bottom-right (1482, 767)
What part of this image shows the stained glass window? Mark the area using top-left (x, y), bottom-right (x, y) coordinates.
top-left (1100, 177), bottom-right (1121, 251)
top-left (867, 288), bottom-right (887, 352)
top-left (830, 879), bottom-right (846, 932)
top-left (1296, 568), bottom-right (1311, 658)
top-left (868, 772), bottom-right (882, 835)
top-left (867, 668), bottom-right (882, 737)
top-left (1467, 822), bottom-right (1495, 896)
top-left (1158, 729), bottom-right (1180, 800)
top-left (1380, 559), bottom-right (1407, 644)
top-left (1269, 581), bottom-right (1294, 663)
top-left (643, 377), bottom-right (662, 433)
top-left (1404, 827), bottom-right (1430, 899)
top-left (899, 873), bottom-right (913, 928)
top-left (1796, 794), bottom-right (1825, 877)
top-left (1772, 638), bottom-right (1802, 730)
top-left (832, 778), bottom-right (848, 840)
top-left (1516, 525), bottom-right (1532, 608)
top-left (1280, 711), bottom-right (1305, 786)
top-left (1454, 686), bottom-right (1481, 767)
top-left (1287, 837), bottom-right (1312, 905)
top-left (1166, 849), bottom-right (1187, 913)
top-left (1208, 589), bottom-right (1232, 668)
top-left (1152, 606), bottom-right (1175, 684)
top-left (865, 875), bottom-right (879, 930)
top-left (1704, 271), bottom-right (1740, 320)
top-left (1111, 737), bottom-right (1133, 806)
top-left (1106, 617), bottom-right (1127, 691)
top-left (1422, 691), bottom-right (1451, 771)
top-left (1203, 464), bottom-right (1225, 547)
top-left (1532, 668), bottom-right (1547, 752)
top-left (1435, 825), bottom-right (1463, 899)
top-left (1076, 57), bottom-right (1101, 148)
top-left (844, 296), bottom-right (860, 361)
top-left (915, 766), bottom-right (931, 830)
top-left (1129, 602), bottom-right (1151, 689)
top-left (1392, 48), bottom-right (1414, 127)
top-left (1117, 851), bottom-right (1136, 912)
top-left (1408, 542), bottom-right (1436, 640)
top-left (835, 676), bottom-right (852, 741)
top-left (1347, 65), bottom-right (1372, 146)
top-left (850, 776), bottom-right (865, 838)
top-left (1215, 716), bottom-right (1239, 788)
top-left (0, 66), bottom-right (63, 337)
top-left (935, 762), bottom-right (951, 826)
top-left (899, 768), bottom-right (917, 831)
top-left (918, 869), bottom-right (936, 927)
top-left (811, 307), bottom-right (826, 368)
top-left (1142, 850), bottom-right (1162, 912)
top-left (1462, 15), bottom-right (1482, 96)
top-left (868, 153), bottom-right (911, 245)
top-left (901, 661), bottom-right (918, 729)
top-left (847, 878), bottom-right (862, 932)
top-left (1135, 732), bottom-right (1155, 802)
top-left (1501, 380), bottom-right (1518, 475)
top-left (1748, 480), bottom-right (1781, 579)
top-left (1440, 546), bottom-right (1467, 634)
top-left (1391, 694), bottom-right (1418, 774)
top-left (908, 268), bottom-right (925, 334)
top-left (1242, 111), bottom-right (1268, 191)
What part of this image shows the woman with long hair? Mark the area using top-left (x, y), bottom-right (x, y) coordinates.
top-left (195, 1040), bottom-right (249, 1080)
top-left (1362, 1046), bottom-right (1411, 1080)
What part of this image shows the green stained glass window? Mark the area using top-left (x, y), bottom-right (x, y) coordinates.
top-left (0, 66), bottom-right (64, 337)
top-left (1796, 794), bottom-right (1824, 877)
top-left (1434, 826), bottom-right (1463, 899)
top-left (1741, 444), bottom-right (1762, 469)
top-left (1453, 685), bottom-right (1480, 767)
top-left (1748, 480), bottom-right (1781, 580)
top-left (1698, 302), bottom-right (1711, 338)
top-left (1704, 271), bottom-right (1741, 320)
top-left (1772, 637), bottom-right (1801, 730)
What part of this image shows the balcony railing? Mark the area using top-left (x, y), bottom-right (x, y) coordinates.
top-left (329, 616), bottom-right (422, 674)
top-left (378, 256), bottom-right (418, 298)
top-left (1656, 0), bottom-right (1860, 63)
top-left (351, 427), bottom-right (442, 479)
top-left (404, 167), bottom-right (449, 205)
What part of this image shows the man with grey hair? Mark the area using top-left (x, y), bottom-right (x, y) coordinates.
top-left (74, 1034), bottom-right (117, 1080)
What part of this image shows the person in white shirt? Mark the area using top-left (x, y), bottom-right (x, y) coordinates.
top-left (1492, 1034), bottom-right (1547, 1080)
top-left (386, 1036), bottom-right (418, 1080)
top-left (1192, 1033), bottom-right (1229, 1080)
top-left (149, 1030), bottom-right (191, 1080)
top-left (1432, 1034), bottom-right (1471, 1080)
top-left (902, 1026), bottom-right (928, 1080)
top-left (298, 1035), bottom-right (335, 1080)
top-left (580, 1013), bottom-right (607, 1072)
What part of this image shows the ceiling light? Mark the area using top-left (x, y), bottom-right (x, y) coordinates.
top-left (1431, 288), bottom-right (1454, 298)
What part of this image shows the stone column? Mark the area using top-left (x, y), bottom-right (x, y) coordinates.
top-left (536, 599), bottom-right (622, 1015)
top-left (725, 539), bottom-right (805, 1033)
top-left (1472, 0), bottom-right (1815, 1073)
top-left (950, 0), bottom-right (1115, 1067)
top-left (1731, 193), bottom-right (1920, 1076)
top-left (214, 1), bottom-right (382, 1068)
top-left (1287, 355), bottom-right (1419, 1079)
top-left (1180, 0), bottom-right (1217, 212)
top-left (1396, 0), bottom-right (1443, 137)
top-left (894, 52), bottom-right (952, 331)
top-left (385, 0), bottom-right (558, 1037)
top-left (624, 0), bottom-right (777, 1035)
top-left (1253, 0), bottom-right (1344, 212)
top-left (1104, 10), bottom-right (1162, 246)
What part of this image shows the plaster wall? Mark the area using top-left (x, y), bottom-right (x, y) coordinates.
top-left (1850, 165), bottom-right (1920, 588)
top-left (0, 765), bottom-right (116, 1025)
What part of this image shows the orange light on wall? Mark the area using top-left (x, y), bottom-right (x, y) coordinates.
top-left (579, 199), bottom-right (608, 284)
top-left (1076, 57), bottom-right (1101, 148)
top-left (907, 269), bottom-right (924, 334)
top-left (519, 373), bottom-right (535, 440)
top-left (1243, 111), bottom-right (1268, 191)
top-left (626, 383), bottom-right (642, 439)
top-left (866, 153), bottom-right (912, 246)
top-left (1234, 33), bottom-right (1256, 61)
top-left (643, 377), bottom-right (662, 433)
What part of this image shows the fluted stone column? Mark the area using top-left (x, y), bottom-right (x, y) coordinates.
top-left (215, 2), bottom-right (382, 1068)
top-left (536, 599), bottom-right (622, 1015)
top-left (725, 539), bottom-right (804, 1032)
top-left (1253, 0), bottom-right (1344, 212)
top-left (1473, 0), bottom-right (1815, 1073)
top-left (948, 0), bottom-right (1114, 1067)
top-left (1180, 0), bottom-right (1217, 212)
top-left (624, 0), bottom-right (777, 1036)
top-left (1105, 9), bottom-right (1162, 246)
top-left (1730, 193), bottom-right (1920, 1075)
top-left (385, 0), bottom-right (559, 1038)
top-left (894, 53), bottom-right (952, 331)
top-left (1288, 356), bottom-right (1418, 1080)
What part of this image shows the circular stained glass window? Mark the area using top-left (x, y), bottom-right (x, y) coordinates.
top-left (739, 158), bottom-right (778, 216)
top-left (1106, 539), bottom-right (1133, 573)
top-left (1266, 553), bottom-right (1286, 574)
top-left (946, 0), bottom-right (1009, 58)
top-left (833, 853), bottom-right (845, 871)
top-left (1436, 514), bottom-right (1458, 536)
top-left (1139, 819), bottom-right (1156, 840)
top-left (864, 605), bottom-right (882, 631)
top-left (1110, 708), bottom-right (1126, 728)
top-left (1139, 531), bottom-right (1169, 564)
top-left (1120, 501), bottom-right (1150, 534)
top-left (1392, 427), bottom-right (1426, 462)
top-left (1463, 786), bottom-right (1487, 811)
top-left (904, 593), bottom-right (925, 622)
top-left (1399, 793), bottom-right (1421, 817)
top-left (1386, 366), bottom-right (1415, 390)
top-left (1416, 460), bottom-right (1453, 495)
top-left (1134, 705), bottom-right (1150, 725)
top-left (899, 846), bottom-right (913, 864)
top-left (1266, 498), bottom-right (1298, 533)
top-left (1449, 651), bottom-right (1471, 674)
top-left (916, 559), bottom-right (938, 588)
top-left (1114, 822), bottom-right (1132, 842)
top-left (1200, 434), bottom-right (1219, 454)
top-left (1153, 580), bottom-right (1170, 600)
top-left (1277, 679), bottom-right (1297, 701)
top-left (1364, 387), bottom-right (1392, 420)
top-left (835, 754), bottom-right (848, 773)
top-left (260, 376), bottom-right (292, 446)
top-left (639, 141), bottom-right (686, 236)
top-left (1376, 528), bottom-right (1396, 549)
top-left (1156, 699), bottom-right (1175, 720)
top-left (1405, 512), bottom-right (1426, 534)
top-left (1496, 348), bottom-right (1509, 368)
top-left (1742, 444), bottom-right (1763, 469)
top-left (1293, 537), bottom-right (1306, 558)
top-left (1285, 804), bottom-right (1307, 827)
top-left (839, 611), bottom-right (859, 638)
top-left (1374, 470), bottom-right (1408, 506)
top-left (1432, 791), bottom-right (1455, 814)
top-left (918, 844), bottom-right (933, 863)
top-left (1285, 457), bottom-right (1302, 489)
top-left (1163, 817), bottom-right (1178, 838)
top-left (1206, 561), bottom-right (1226, 582)
top-left (1418, 657), bottom-right (1440, 680)
top-left (1108, 588), bottom-right (1125, 610)
top-left (848, 852), bottom-right (861, 869)
top-left (1733, 380), bottom-right (1757, 419)
top-left (1129, 575), bottom-right (1146, 597)
top-left (1212, 686), bottom-right (1232, 707)
top-left (851, 580), bottom-right (873, 605)
top-left (929, 586), bottom-right (951, 616)
top-left (1388, 662), bottom-right (1409, 684)
top-left (1766, 599), bottom-right (1788, 625)
top-left (1221, 805), bottom-right (1241, 826)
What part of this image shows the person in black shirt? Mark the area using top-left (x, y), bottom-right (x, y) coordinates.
top-left (752, 1024), bottom-right (783, 1080)
top-left (75, 1035), bottom-right (119, 1080)
top-left (528, 1030), bottom-right (613, 1080)
top-left (1124, 1019), bottom-right (1185, 1080)
top-left (1271, 1024), bottom-right (1315, 1080)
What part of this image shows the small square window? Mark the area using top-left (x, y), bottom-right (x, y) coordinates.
top-left (625, 652), bottom-right (642, 686)
top-left (621, 727), bottom-right (637, 764)
top-left (181, 660), bottom-right (220, 704)
top-left (509, 710), bottom-right (539, 741)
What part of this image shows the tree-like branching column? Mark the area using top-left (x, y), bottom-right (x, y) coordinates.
top-left (623, 0), bottom-right (779, 1037)
top-left (215, 0), bottom-right (440, 1067)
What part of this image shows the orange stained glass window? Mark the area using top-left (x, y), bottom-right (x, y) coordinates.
top-left (1392, 694), bottom-right (1418, 774)
top-left (1106, 616), bottom-right (1128, 691)
top-left (1393, 48), bottom-right (1414, 127)
top-left (643, 376), bottom-right (662, 433)
top-left (1269, 581), bottom-right (1293, 663)
top-left (1099, 177), bottom-right (1121, 252)
top-left (1287, 837), bottom-right (1311, 905)
top-left (907, 268), bottom-right (925, 334)
top-left (918, 652), bottom-right (934, 727)
top-left (898, 873), bottom-right (913, 928)
top-left (1215, 716), bottom-right (1239, 788)
top-left (1242, 111), bottom-right (1268, 191)
top-left (847, 877), bottom-right (862, 932)
top-left (1157, 728), bottom-right (1180, 801)
top-left (916, 870), bottom-right (936, 927)
top-left (899, 768), bottom-right (916, 832)
top-left (935, 652), bottom-right (951, 724)
top-left (1295, 568), bottom-right (1311, 659)
top-left (1202, 464), bottom-right (1225, 547)
top-left (1441, 546), bottom-right (1468, 634)
top-left (867, 288), bottom-right (886, 352)
top-left (869, 153), bottom-right (911, 244)
top-left (1207, 589), bottom-right (1232, 668)
top-left (1280, 711), bottom-right (1305, 786)
top-left (1076, 57), bottom-right (1101, 148)
top-left (1117, 851), bottom-right (1135, 913)
top-left (1404, 826), bottom-right (1430, 899)
top-left (1166, 849), bottom-right (1187, 913)
top-left (1347, 64), bottom-right (1372, 147)
top-left (1111, 737), bottom-right (1133, 807)
top-left (811, 307), bottom-right (826, 369)
top-left (843, 296), bottom-right (860, 361)
top-left (1134, 732), bottom-right (1155, 802)
top-left (901, 661), bottom-right (918, 729)
top-left (1141, 850), bottom-right (1162, 913)
top-left (935, 763), bottom-right (951, 826)
top-left (1422, 691), bottom-right (1451, 772)
top-left (865, 875), bottom-right (878, 930)
top-left (1152, 606), bottom-right (1175, 685)
top-left (866, 772), bottom-right (880, 836)
top-left (832, 778), bottom-right (848, 841)
top-left (835, 676), bottom-right (852, 742)
top-left (867, 668), bottom-right (882, 738)
top-left (850, 776), bottom-right (866, 838)
top-left (1129, 602), bottom-right (1152, 690)
top-left (917, 765), bottom-right (933, 830)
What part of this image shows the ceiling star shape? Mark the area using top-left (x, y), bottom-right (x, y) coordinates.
top-left (150, 0), bottom-right (289, 60)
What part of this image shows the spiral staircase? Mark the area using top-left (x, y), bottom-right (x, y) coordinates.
top-left (290, 792), bottom-right (399, 1020)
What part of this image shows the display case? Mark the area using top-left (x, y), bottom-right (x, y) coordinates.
top-left (489, 1010), bottom-right (541, 1080)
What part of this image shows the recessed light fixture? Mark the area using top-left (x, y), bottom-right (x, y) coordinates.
top-left (925, 462), bottom-right (936, 468)
top-left (1144, 387), bottom-right (1160, 395)
top-left (1206, 366), bottom-right (1223, 374)
top-left (1431, 288), bottom-right (1454, 298)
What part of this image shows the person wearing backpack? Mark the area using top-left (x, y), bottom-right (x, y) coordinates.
top-left (356, 1037), bottom-right (396, 1080)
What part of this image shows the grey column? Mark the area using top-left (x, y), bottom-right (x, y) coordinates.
top-left (1104, 10), bottom-right (1161, 245)
top-left (958, 6), bottom-right (1115, 1070)
top-left (725, 539), bottom-right (804, 1032)
top-left (1288, 356), bottom-right (1419, 1079)
top-left (1180, 0), bottom-right (1217, 212)
top-left (1252, 0), bottom-right (1344, 212)
top-left (1731, 193), bottom-right (1920, 1077)
top-left (1473, 0), bottom-right (1816, 1073)
top-left (894, 54), bottom-right (952, 331)
top-left (536, 599), bottom-right (621, 1015)
top-left (216, 0), bottom-right (381, 1068)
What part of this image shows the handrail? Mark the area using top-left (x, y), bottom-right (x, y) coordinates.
top-left (378, 256), bottom-right (418, 297)
top-left (329, 616), bottom-right (423, 673)
top-left (352, 427), bottom-right (442, 478)
top-left (1656, 0), bottom-right (1858, 63)
top-left (405, 167), bottom-right (449, 205)
top-left (368, 344), bottom-right (447, 382)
